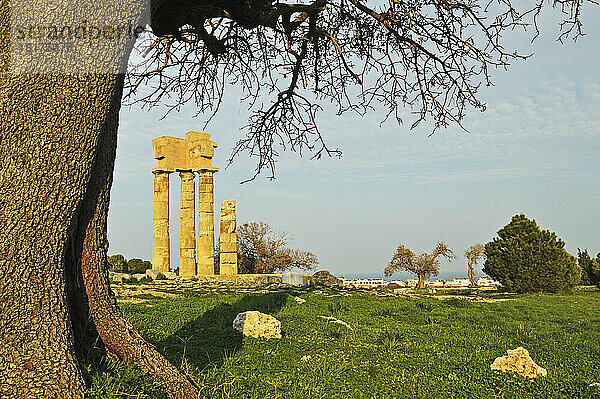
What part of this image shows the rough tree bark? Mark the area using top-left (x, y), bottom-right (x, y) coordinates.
top-left (0, 2), bottom-right (201, 397)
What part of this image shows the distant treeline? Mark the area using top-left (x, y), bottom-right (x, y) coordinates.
top-left (107, 254), bottom-right (152, 274)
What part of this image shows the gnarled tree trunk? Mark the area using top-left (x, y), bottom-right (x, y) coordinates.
top-left (0, 2), bottom-right (200, 397)
top-left (467, 260), bottom-right (478, 287)
top-left (417, 273), bottom-right (426, 289)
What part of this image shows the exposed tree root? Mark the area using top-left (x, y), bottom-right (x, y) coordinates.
top-left (73, 75), bottom-right (202, 399)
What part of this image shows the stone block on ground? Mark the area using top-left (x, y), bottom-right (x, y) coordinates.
top-left (111, 273), bottom-right (131, 283)
top-left (491, 347), bottom-right (547, 378)
top-left (232, 311), bottom-right (281, 339)
top-left (146, 269), bottom-right (165, 280)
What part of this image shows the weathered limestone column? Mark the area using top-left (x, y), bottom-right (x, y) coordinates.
top-left (197, 171), bottom-right (215, 275)
top-left (179, 171), bottom-right (197, 276)
top-left (219, 200), bottom-right (238, 275)
top-left (152, 171), bottom-right (170, 273)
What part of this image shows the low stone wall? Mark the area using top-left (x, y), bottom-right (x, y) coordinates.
top-left (193, 273), bottom-right (313, 285)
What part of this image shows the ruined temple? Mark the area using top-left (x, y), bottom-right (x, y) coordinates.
top-left (151, 131), bottom-right (237, 277)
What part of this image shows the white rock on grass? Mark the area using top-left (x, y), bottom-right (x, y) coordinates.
top-left (294, 297), bottom-right (307, 304)
top-left (491, 347), bottom-right (547, 378)
top-left (232, 311), bottom-right (282, 339)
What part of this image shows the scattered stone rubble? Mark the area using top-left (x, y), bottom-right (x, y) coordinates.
top-left (110, 270), bottom-right (504, 302)
top-left (145, 269), bottom-right (164, 280)
top-left (491, 347), bottom-right (547, 378)
top-left (232, 311), bottom-right (282, 339)
top-left (163, 271), bottom-right (177, 279)
top-left (109, 269), bottom-right (178, 284)
top-left (112, 286), bottom-right (178, 304)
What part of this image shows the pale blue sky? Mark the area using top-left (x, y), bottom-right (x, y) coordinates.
top-left (108, 7), bottom-right (600, 280)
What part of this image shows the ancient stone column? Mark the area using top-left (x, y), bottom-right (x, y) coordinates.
top-left (179, 171), bottom-right (197, 276)
top-left (219, 200), bottom-right (238, 275)
top-left (152, 171), bottom-right (170, 273)
top-left (197, 171), bottom-right (215, 275)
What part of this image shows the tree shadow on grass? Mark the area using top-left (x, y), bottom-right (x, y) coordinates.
top-left (154, 292), bottom-right (290, 371)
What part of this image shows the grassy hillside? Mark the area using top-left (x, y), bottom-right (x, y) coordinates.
top-left (89, 284), bottom-right (600, 398)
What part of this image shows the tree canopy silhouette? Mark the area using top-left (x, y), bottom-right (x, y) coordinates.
top-left (126, 0), bottom-right (594, 180)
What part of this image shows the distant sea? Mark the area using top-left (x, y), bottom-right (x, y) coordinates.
top-left (335, 271), bottom-right (492, 281)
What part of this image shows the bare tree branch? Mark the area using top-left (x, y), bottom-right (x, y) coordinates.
top-left (126, 0), bottom-right (596, 180)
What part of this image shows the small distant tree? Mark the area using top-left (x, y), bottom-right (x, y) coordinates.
top-left (483, 214), bottom-right (581, 293)
top-left (237, 222), bottom-right (318, 274)
top-left (384, 242), bottom-right (455, 289)
top-left (577, 249), bottom-right (600, 286)
top-left (127, 258), bottom-right (153, 274)
top-left (107, 254), bottom-right (128, 273)
top-left (465, 244), bottom-right (486, 287)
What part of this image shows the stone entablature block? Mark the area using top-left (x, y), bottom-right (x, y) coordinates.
top-left (152, 131), bottom-right (219, 172)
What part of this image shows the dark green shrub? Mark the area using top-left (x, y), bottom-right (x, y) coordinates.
top-left (577, 249), bottom-right (600, 286)
top-left (483, 214), bottom-right (581, 293)
top-left (127, 258), bottom-right (152, 274)
top-left (108, 254), bottom-right (128, 273)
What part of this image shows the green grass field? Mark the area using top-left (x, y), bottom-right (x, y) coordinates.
top-left (89, 285), bottom-right (600, 398)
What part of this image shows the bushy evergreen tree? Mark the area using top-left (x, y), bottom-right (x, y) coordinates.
top-left (127, 258), bottom-right (153, 274)
top-left (483, 214), bottom-right (580, 293)
top-left (577, 249), bottom-right (600, 286)
top-left (107, 254), bottom-right (128, 273)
